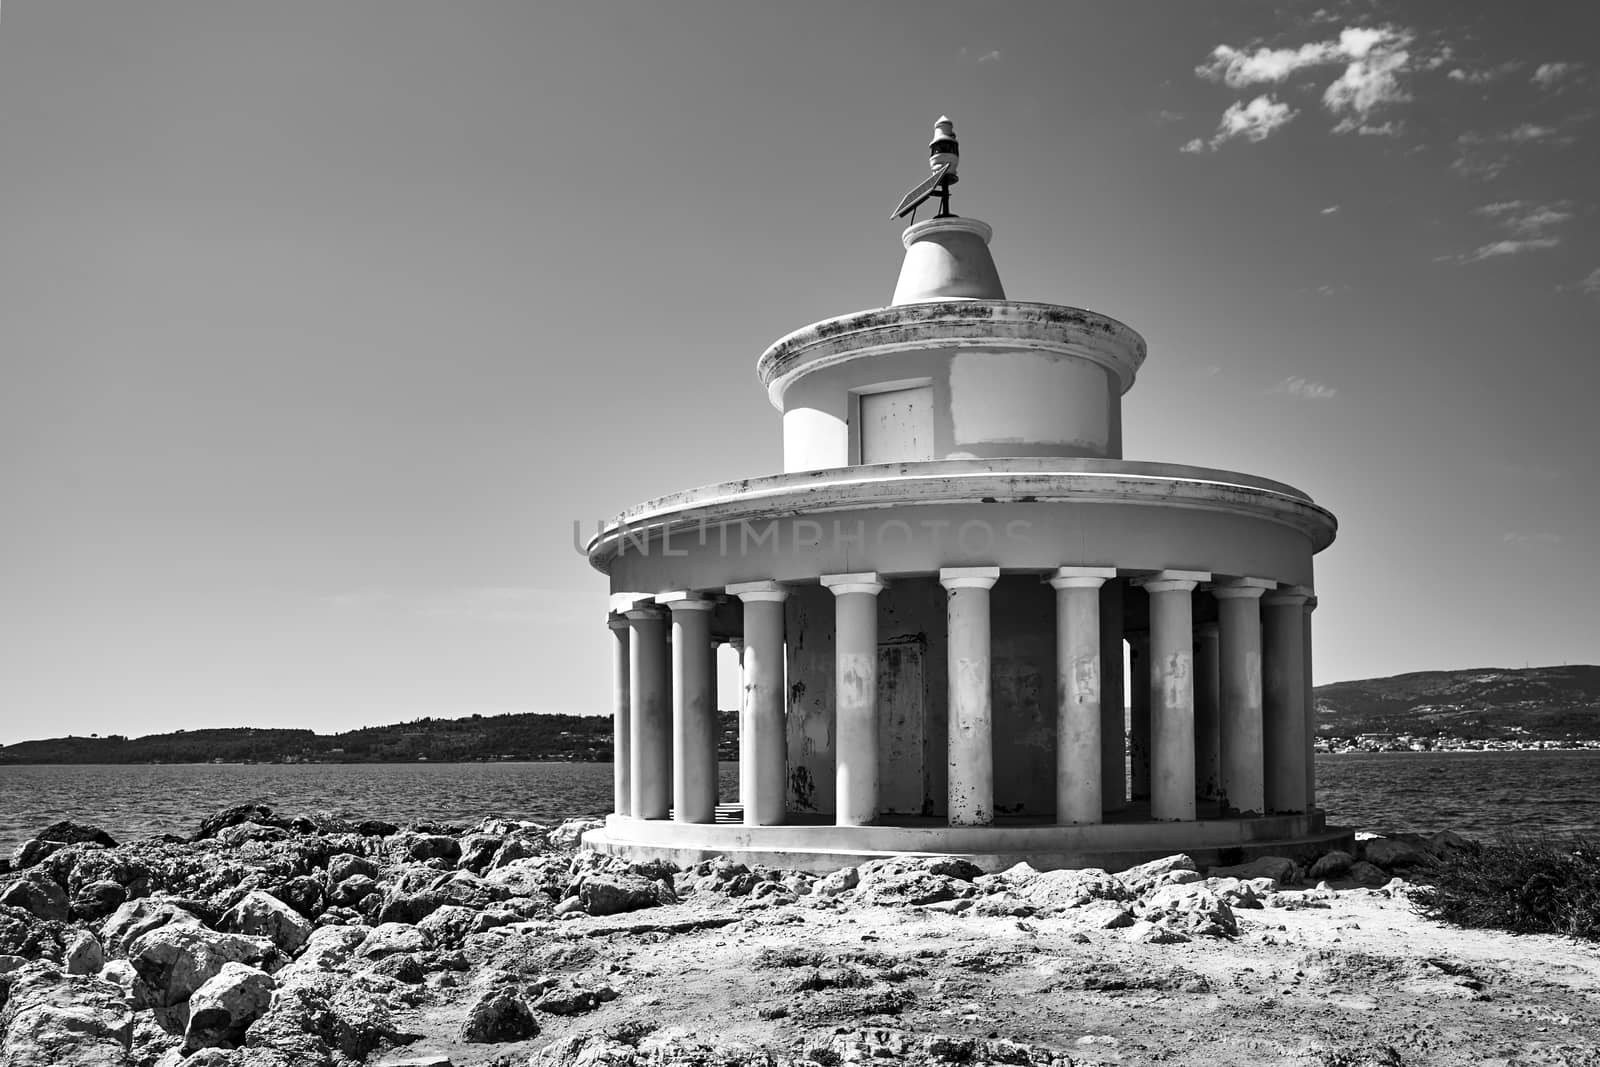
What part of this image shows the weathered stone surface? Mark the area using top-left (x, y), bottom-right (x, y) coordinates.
top-left (0, 903), bottom-right (71, 962)
top-left (1141, 883), bottom-right (1238, 937)
top-left (418, 904), bottom-right (478, 947)
top-left (1013, 867), bottom-right (1130, 912)
top-left (8, 822), bottom-right (118, 871)
top-left (0, 963), bottom-right (134, 1066)
top-left (406, 834), bottom-right (462, 865)
top-left (126, 922), bottom-right (281, 1029)
top-left (183, 961), bottom-right (275, 1050)
top-left (1364, 838), bottom-right (1434, 869)
top-left (548, 818), bottom-right (604, 850)
top-left (326, 853), bottom-right (379, 885)
top-left (216, 822), bottom-right (291, 847)
top-left (1117, 854), bottom-right (1199, 894)
top-left (1309, 850), bottom-right (1355, 880)
top-left (357, 922), bottom-right (432, 959)
top-left (65, 929), bottom-right (106, 975)
top-left (190, 804), bottom-right (287, 843)
top-left (577, 873), bottom-right (677, 916)
top-left (71, 880), bottom-right (129, 923)
top-left (0, 871), bottom-right (69, 922)
top-left (220, 890), bottom-right (313, 954)
top-left (813, 866), bottom-right (860, 898)
top-left (852, 857), bottom-right (981, 907)
top-left (1346, 860), bottom-right (1390, 886)
top-left (245, 968), bottom-right (423, 1064)
top-left (101, 898), bottom-right (204, 957)
top-left (459, 988), bottom-right (539, 1043)
top-left (1209, 855), bottom-right (1300, 887)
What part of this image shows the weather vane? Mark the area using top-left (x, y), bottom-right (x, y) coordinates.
top-left (890, 116), bottom-right (960, 221)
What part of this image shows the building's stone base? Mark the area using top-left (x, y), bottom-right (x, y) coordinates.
top-left (583, 809), bottom-right (1354, 875)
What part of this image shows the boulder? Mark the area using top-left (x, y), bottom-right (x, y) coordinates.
top-left (101, 898), bottom-right (203, 957)
top-left (326, 854), bottom-right (379, 885)
top-left (1013, 867), bottom-right (1129, 913)
top-left (548, 818), bottom-right (604, 850)
top-left (1346, 861), bottom-right (1390, 886)
top-left (245, 968), bottom-right (423, 1064)
top-left (490, 832), bottom-right (550, 869)
top-left (1208, 855), bottom-right (1300, 887)
top-left (0, 871), bottom-right (69, 922)
top-left (71, 880), bottom-right (128, 923)
top-left (273, 874), bottom-right (326, 918)
top-left (191, 805), bottom-right (286, 842)
top-left (813, 867), bottom-right (860, 898)
top-left (65, 929), bottom-right (106, 975)
top-left (577, 873), bottom-right (677, 916)
top-left (356, 819), bottom-right (400, 838)
top-left (459, 988), bottom-right (539, 1043)
top-left (1308, 850), bottom-right (1355, 880)
top-left (357, 922), bottom-right (432, 960)
top-left (1363, 838), bottom-right (1434, 869)
top-left (220, 890), bottom-right (312, 955)
top-left (329, 874), bottom-right (379, 908)
top-left (852, 856), bottom-right (981, 907)
top-left (456, 833), bottom-right (504, 873)
top-left (0, 903), bottom-right (71, 961)
top-left (183, 962), bottom-right (275, 1050)
top-left (417, 904), bottom-right (478, 947)
top-left (215, 823), bottom-right (290, 847)
top-left (8, 822), bottom-right (118, 870)
top-left (1141, 883), bottom-right (1237, 937)
top-left (1117, 854), bottom-right (1199, 895)
top-left (406, 834), bottom-right (461, 865)
top-left (1428, 829), bottom-right (1477, 854)
top-left (0, 963), bottom-right (135, 1066)
top-left (126, 922), bottom-right (281, 1030)
top-left (1124, 920), bottom-right (1191, 945)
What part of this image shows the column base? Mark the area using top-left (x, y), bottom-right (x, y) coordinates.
top-left (586, 807), bottom-right (1352, 875)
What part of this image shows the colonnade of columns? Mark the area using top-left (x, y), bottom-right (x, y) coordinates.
top-left (608, 569), bottom-right (1319, 829)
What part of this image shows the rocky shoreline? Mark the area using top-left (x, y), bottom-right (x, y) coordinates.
top-left (1, 809), bottom-right (1597, 1067)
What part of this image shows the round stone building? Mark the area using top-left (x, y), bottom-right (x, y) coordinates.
top-left (584, 120), bottom-right (1346, 872)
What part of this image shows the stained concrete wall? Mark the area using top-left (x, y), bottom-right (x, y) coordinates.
top-left (780, 346), bottom-right (1122, 473)
top-left (784, 574), bottom-right (1061, 820)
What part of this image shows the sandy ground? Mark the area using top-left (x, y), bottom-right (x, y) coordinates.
top-left (392, 883), bottom-right (1600, 1067)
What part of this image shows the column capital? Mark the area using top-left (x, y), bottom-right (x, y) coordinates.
top-left (1136, 569), bottom-right (1208, 594)
top-left (726, 579), bottom-right (790, 604)
top-left (940, 566), bottom-right (1000, 591)
top-left (1263, 585), bottom-right (1311, 608)
top-left (610, 592), bottom-right (651, 614)
top-left (607, 612), bottom-right (631, 631)
top-left (1206, 576), bottom-right (1275, 600)
top-left (1305, 595), bottom-right (1319, 612)
top-left (1047, 566), bottom-right (1117, 590)
top-left (656, 591), bottom-right (715, 611)
top-left (821, 572), bottom-right (886, 596)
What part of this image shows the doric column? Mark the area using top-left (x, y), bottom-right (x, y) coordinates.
top-left (1128, 632), bottom-right (1150, 800)
top-left (728, 581), bottom-right (789, 826)
top-left (1303, 595), bottom-right (1318, 811)
top-left (1138, 571), bottom-right (1206, 821)
top-left (821, 573), bottom-right (886, 827)
top-left (608, 612), bottom-right (631, 817)
top-left (942, 567), bottom-right (1000, 826)
top-left (1212, 578), bottom-right (1271, 814)
top-left (1048, 567), bottom-right (1115, 825)
top-left (1263, 586), bottom-right (1310, 813)
top-left (1098, 579), bottom-right (1127, 813)
top-left (1194, 622), bottom-right (1221, 802)
top-left (626, 605), bottom-right (671, 819)
top-left (658, 592), bottom-right (716, 824)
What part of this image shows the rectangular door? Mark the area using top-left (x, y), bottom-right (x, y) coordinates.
top-left (877, 639), bottom-right (927, 816)
top-left (859, 385), bottom-right (935, 464)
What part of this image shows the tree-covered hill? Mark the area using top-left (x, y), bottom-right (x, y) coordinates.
top-left (1313, 665), bottom-right (1600, 740)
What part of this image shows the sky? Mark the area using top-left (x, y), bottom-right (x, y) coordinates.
top-left (1, 2), bottom-right (1596, 745)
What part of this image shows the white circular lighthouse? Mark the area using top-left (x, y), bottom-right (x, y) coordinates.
top-left (584, 120), bottom-right (1345, 872)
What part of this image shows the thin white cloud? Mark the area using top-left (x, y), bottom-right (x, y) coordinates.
top-left (1503, 532), bottom-right (1562, 547)
top-left (1532, 62), bottom-right (1580, 89)
top-left (1195, 25), bottom-right (1415, 135)
top-left (976, 50), bottom-right (1001, 64)
top-left (1192, 95), bottom-right (1297, 150)
top-left (1323, 30), bottom-right (1414, 127)
top-left (1453, 237), bottom-right (1561, 262)
top-left (1320, 205), bottom-right (1340, 214)
top-left (1559, 267), bottom-right (1600, 297)
top-left (1447, 61), bottom-right (1523, 85)
top-left (1275, 376), bottom-right (1339, 400)
top-left (1180, 138), bottom-right (1207, 154)
top-left (1157, 109), bottom-right (1186, 124)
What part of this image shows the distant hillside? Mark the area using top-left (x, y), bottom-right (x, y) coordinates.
top-left (3, 667), bottom-right (1595, 763)
top-left (0, 710), bottom-right (744, 765)
top-left (1314, 665), bottom-right (1600, 740)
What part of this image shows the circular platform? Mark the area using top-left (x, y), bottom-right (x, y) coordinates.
top-left (583, 807), bottom-right (1354, 875)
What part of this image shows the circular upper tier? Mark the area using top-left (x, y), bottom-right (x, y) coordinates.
top-left (586, 458), bottom-right (1338, 593)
